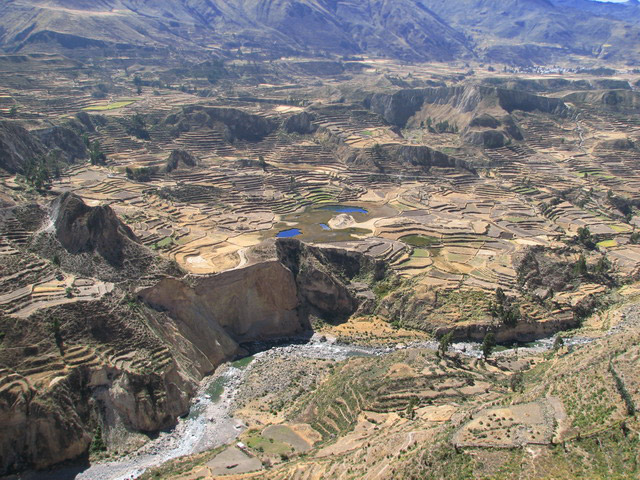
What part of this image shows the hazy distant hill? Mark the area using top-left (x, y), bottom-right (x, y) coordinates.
top-left (423, 0), bottom-right (640, 65)
top-left (0, 0), bottom-right (639, 65)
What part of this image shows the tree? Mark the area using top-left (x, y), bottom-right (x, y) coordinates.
top-left (438, 332), bottom-right (454, 358)
top-left (50, 318), bottom-right (64, 354)
top-left (577, 227), bottom-right (595, 250)
top-left (8, 106), bottom-right (17, 117)
top-left (126, 114), bottom-right (149, 140)
top-left (482, 333), bottom-right (496, 360)
top-left (553, 336), bottom-right (564, 351)
top-left (510, 372), bottom-right (524, 392)
top-left (631, 232), bottom-right (640, 245)
top-left (89, 141), bottom-right (107, 165)
top-left (405, 397), bottom-right (418, 420)
top-left (594, 256), bottom-right (611, 275)
top-left (495, 287), bottom-right (506, 305)
top-left (574, 254), bottom-right (588, 276)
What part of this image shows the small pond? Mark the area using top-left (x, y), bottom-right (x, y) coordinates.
top-left (277, 228), bottom-right (303, 238)
top-left (319, 205), bottom-right (369, 214)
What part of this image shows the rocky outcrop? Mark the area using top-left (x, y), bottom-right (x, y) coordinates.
top-left (0, 379), bottom-right (90, 473)
top-left (564, 90), bottom-right (640, 112)
top-left (594, 138), bottom-right (636, 151)
top-left (0, 363), bottom-right (192, 474)
top-left (351, 144), bottom-right (477, 175)
top-left (463, 129), bottom-right (508, 149)
top-left (139, 261), bottom-right (301, 370)
top-left (51, 193), bottom-right (138, 266)
top-left (283, 111), bottom-right (316, 134)
top-left (165, 106), bottom-right (278, 142)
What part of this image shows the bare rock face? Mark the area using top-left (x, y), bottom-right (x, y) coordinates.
top-left (139, 239), bottom-right (384, 372)
top-left (33, 126), bottom-right (88, 163)
top-left (367, 85), bottom-right (568, 129)
top-left (51, 193), bottom-right (138, 266)
top-left (0, 363), bottom-right (192, 474)
top-left (283, 112), bottom-right (316, 134)
top-left (139, 261), bottom-right (302, 372)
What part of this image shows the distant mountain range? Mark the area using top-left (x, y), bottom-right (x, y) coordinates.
top-left (1, 0), bottom-right (639, 65)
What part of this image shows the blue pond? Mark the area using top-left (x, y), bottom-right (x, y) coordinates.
top-left (320, 224), bottom-right (331, 231)
top-left (277, 228), bottom-right (302, 238)
top-left (320, 205), bottom-right (369, 214)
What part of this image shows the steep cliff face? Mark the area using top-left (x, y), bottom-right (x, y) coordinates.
top-left (0, 121), bottom-right (87, 174)
top-left (33, 126), bottom-right (87, 163)
top-left (139, 261), bottom-right (302, 371)
top-left (0, 296), bottom-right (195, 475)
top-left (564, 89), bottom-right (640, 112)
top-left (0, 121), bottom-right (46, 174)
top-left (366, 85), bottom-right (569, 129)
top-left (276, 239), bottom-right (385, 321)
top-left (0, 363), bottom-right (192, 474)
top-left (348, 143), bottom-right (477, 175)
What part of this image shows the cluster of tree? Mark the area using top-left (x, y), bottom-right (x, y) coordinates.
top-left (574, 253), bottom-right (611, 280)
top-left (188, 60), bottom-right (227, 85)
top-left (577, 226), bottom-right (596, 250)
top-left (631, 231), bottom-right (640, 244)
top-left (489, 287), bottom-right (520, 328)
top-left (82, 134), bottom-right (107, 165)
top-left (122, 114), bottom-right (150, 140)
top-left (424, 117), bottom-right (459, 134)
top-left (607, 190), bottom-right (636, 223)
top-left (50, 318), bottom-right (64, 355)
top-left (22, 153), bottom-right (63, 190)
top-left (482, 333), bottom-right (496, 360)
top-left (91, 83), bottom-right (110, 99)
top-left (125, 166), bottom-right (158, 183)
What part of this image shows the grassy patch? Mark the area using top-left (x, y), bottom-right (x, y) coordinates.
top-left (597, 239), bottom-right (618, 248)
top-left (401, 234), bottom-right (440, 248)
top-left (83, 100), bottom-right (136, 111)
top-left (411, 248), bottom-right (431, 258)
top-left (244, 429), bottom-right (293, 456)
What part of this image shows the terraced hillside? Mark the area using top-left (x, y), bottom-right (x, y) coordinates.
top-left (1, 27), bottom-right (640, 479)
top-left (142, 289), bottom-right (640, 480)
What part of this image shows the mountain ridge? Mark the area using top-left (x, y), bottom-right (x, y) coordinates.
top-left (1, 0), bottom-right (639, 65)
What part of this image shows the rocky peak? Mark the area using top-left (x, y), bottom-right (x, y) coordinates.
top-left (51, 193), bottom-right (137, 266)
